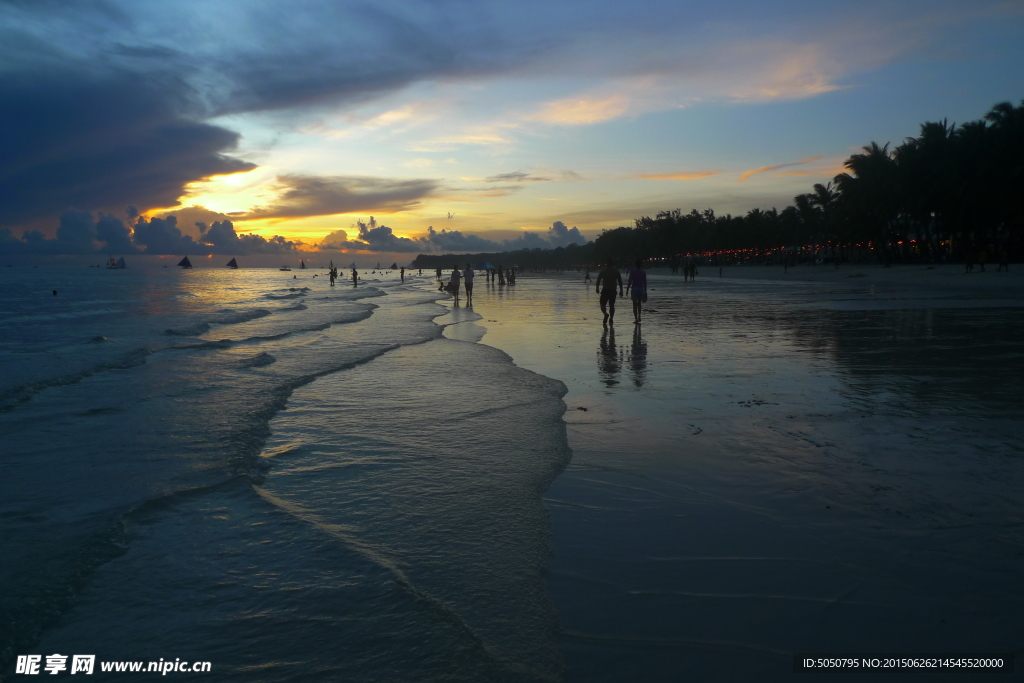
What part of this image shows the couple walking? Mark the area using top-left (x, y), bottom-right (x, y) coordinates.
top-left (447, 263), bottom-right (476, 305)
top-left (595, 259), bottom-right (646, 325)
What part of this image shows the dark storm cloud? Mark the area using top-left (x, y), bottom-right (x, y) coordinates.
top-left (320, 218), bottom-right (425, 253)
top-left (0, 211), bottom-right (299, 255)
top-left (0, 34), bottom-right (255, 228)
top-left (424, 221), bottom-right (586, 252)
top-left (318, 219), bottom-right (587, 254)
top-left (0, 0), bottom-right (553, 232)
top-left (130, 216), bottom-right (204, 255)
top-left (201, 219), bottom-right (299, 255)
top-left (200, 3), bottom-right (519, 117)
top-left (0, 209), bottom-right (140, 255)
top-left (243, 175), bottom-right (439, 219)
top-left (94, 214), bottom-right (138, 253)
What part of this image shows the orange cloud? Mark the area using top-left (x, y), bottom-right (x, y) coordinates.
top-left (637, 170), bottom-right (720, 180)
top-left (770, 170), bottom-right (814, 178)
top-left (530, 95), bottom-right (630, 126)
top-left (739, 155), bottom-right (823, 181)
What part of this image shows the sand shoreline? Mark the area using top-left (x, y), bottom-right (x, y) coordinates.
top-left (466, 271), bottom-right (1024, 682)
top-left (649, 261), bottom-right (1024, 291)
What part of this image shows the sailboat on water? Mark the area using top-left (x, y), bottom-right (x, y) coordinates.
top-left (226, 258), bottom-right (238, 269)
top-left (299, 259), bottom-right (306, 269)
top-left (178, 256), bottom-right (193, 269)
top-left (106, 256), bottom-right (126, 269)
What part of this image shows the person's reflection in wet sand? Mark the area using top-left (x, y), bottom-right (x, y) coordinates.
top-left (628, 325), bottom-right (647, 387)
top-left (597, 326), bottom-right (621, 387)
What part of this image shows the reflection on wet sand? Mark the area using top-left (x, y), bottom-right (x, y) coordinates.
top-left (628, 325), bottom-right (647, 387)
top-left (473, 270), bottom-right (1024, 681)
top-left (597, 325), bottom-right (621, 386)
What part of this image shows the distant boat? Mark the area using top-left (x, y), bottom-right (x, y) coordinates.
top-left (389, 262), bottom-right (398, 269)
top-left (178, 256), bottom-right (193, 269)
top-left (279, 265), bottom-right (291, 271)
top-left (299, 259), bottom-right (306, 269)
top-left (226, 258), bottom-right (238, 269)
top-left (106, 256), bottom-right (126, 269)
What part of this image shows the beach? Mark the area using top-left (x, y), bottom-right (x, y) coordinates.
top-left (2, 263), bottom-right (1022, 681)
top-left (459, 263), bottom-right (1024, 681)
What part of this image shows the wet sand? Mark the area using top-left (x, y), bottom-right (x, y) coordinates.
top-left (447, 265), bottom-right (1024, 682)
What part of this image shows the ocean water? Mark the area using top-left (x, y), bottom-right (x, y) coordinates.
top-left (1, 267), bottom-right (568, 682)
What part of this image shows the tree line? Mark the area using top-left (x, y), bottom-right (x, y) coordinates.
top-left (412, 100), bottom-right (1022, 268)
top-left (595, 100), bottom-right (1022, 265)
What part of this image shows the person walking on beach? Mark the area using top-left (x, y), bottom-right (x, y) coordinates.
top-left (464, 263), bottom-right (475, 306)
top-left (596, 260), bottom-right (623, 325)
top-left (436, 267), bottom-right (442, 281)
top-left (450, 265), bottom-right (462, 305)
top-left (627, 258), bottom-right (647, 325)
top-left (584, 267), bottom-right (592, 283)
top-left (400, 266), bottom-right (405, 282)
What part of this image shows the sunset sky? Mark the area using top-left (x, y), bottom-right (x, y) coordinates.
top-left (2, 0), bottom-right (1023, 259)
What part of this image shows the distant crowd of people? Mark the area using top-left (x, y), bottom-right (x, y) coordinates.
top-left (437, 264), bottom-right (517, 305)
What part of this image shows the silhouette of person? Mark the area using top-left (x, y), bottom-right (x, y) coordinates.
top-left (464, 263), bottom-right (475, 306)
top-left (400, 266), bottom-right (405, 282)
top-left (626, 258), bottom-right (647, 325)
top-left (595, 260), bottom-right (623, 325)
top-left (584, 267), bottom-right (592, 282)
top-left (352, 267), bottom-right (358, 287)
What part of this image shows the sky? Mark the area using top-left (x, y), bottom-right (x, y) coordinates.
top-left (2, 0), bottom-right (1023, 263)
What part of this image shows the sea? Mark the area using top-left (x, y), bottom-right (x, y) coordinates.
top-left (1, 266), bottom-right (568, 682)
top-left (3, 264), bottom-right (1024, 682)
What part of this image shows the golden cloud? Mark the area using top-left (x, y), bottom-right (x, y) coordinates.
top-left (530, 95), bottom-right (630, 126)
top-left (738, 155), bottom-right (823, 182)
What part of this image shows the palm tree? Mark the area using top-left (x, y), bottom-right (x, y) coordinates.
top-left (809, 181), bottom-right (840, 257)
top-left (836, 142), bottom-right (900, 261)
